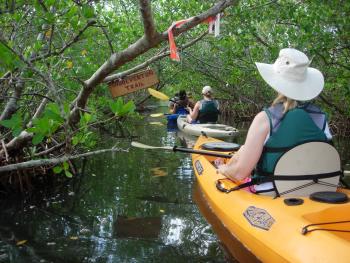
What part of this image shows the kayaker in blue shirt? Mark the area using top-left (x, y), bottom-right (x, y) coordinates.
top-left (217, 48), bottom-right (332, 193)
top-left (169, 90), bottom-right (194, 114)
top-left (186, 86), bottom-right (220, 123)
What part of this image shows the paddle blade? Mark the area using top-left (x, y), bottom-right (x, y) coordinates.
top-left (150, 113), bottom-right (164, 117)
top-left (148, 88), bottom-right (169, 101)
top-left (131, 141), bottom-right (173, 150)
top-left (149, 122), bottom-right (164, 126)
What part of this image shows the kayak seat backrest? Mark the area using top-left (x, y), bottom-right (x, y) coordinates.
top-left (273, 141), bottom-right (342, 197)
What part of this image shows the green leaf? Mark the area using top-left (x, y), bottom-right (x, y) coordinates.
top-left (53, 166), bottom-right (63, 174)
top-left (0, 112), bottom-right (23, 136)
top-left (109, 98), bottom-right (123, 115)
top-left (32, 133), bottom-right (45, 145)
top-left (0, 43), bottom-right (20, 70)
top-left (46, 106), bottom-right (62, 117)
top-left (83, 113), bottom-right (92, 123)
top-left (33, 41), bottom-right (43, 52)
top-left (82, 6), bottom-right (95, 18)
top-left (65, 170), bottom-right (73, 178)
top-left (26, 127), bottom-right (36, 133)
top-left (67, 6), bottom-right (78, 18)
top-left (0, 112), bottom-right (21, 128)
top-left (0, 119), bottom-right (15, 129)
top-left (32, 117), bottom-right (49, 134)
top-left (72, 136), bottom-right (80, 146)
top-left (45, 103), bottom-right (64, 122)
top-left (13, 127), bottom-right (22, 137)
top-left (46, 0), bottom-right (55, 6)
top-left (119, 100), bottom-right (136, 116)
top-left (63, 103), bottom-right (70, 116)
top-left (63, 161), bottom-right (69, 170)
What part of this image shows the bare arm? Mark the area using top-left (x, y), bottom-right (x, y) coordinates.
top-left (170, 103), bottom-right (177, 114)
top-left (217, 111), bottom-right (270, 182)
top-left (187, 101), bottom-right (200, 122)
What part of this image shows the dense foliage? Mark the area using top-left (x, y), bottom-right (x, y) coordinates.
top-left (160, 1), bottom-right (350, 127)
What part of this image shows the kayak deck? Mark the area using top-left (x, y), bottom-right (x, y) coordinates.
top-left (192, 135), bottom-right (350, 263)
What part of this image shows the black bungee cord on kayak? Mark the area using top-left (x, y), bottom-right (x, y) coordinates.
top-left (277, 180), bottom-right (338, 196)
top-left (215, 171), bottom-right (342, 194)
top-left (301, 220), bottom-right (350, 235)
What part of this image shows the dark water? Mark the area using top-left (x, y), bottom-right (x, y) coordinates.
top-left (1, 106), bottom-right (349, 263)
top-left (0, 109), bottom-right (246, 263)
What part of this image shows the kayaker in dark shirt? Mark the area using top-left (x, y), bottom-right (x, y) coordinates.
top-left (186, 86), bottom-right (220, 123)
top-left (169, 90), bottom-right (194, 114)
top-left (216, 48), bottom-right (332, 192)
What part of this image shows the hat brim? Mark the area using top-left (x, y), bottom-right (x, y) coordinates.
top-left (255, 62), bottom-right (324, 101)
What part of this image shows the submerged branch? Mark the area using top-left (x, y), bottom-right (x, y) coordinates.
top-left (0, 146), bottom-right (129, 174)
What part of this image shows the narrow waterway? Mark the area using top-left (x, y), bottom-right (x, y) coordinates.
top-left (0, 107), bottom-right (247, 263)
top-left (0, 104), bottom-right (349, 263)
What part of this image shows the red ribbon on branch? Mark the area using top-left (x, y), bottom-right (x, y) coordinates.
top-left (167, 14), bottom-right (221, 62)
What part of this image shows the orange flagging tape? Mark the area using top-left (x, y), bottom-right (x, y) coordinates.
top-left (167, 14), bottom-right (220, 61)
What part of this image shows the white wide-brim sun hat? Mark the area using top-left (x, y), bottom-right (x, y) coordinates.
top-left (255, 48), bottom-right (324, 101)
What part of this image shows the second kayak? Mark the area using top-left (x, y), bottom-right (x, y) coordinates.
top-left (177, 115), bottom-right (238, 138)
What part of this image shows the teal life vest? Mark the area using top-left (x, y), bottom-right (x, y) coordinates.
top-left (214, 103), bottom-right (337, 196)
top-left (255, 103), bottom-right (329, 180)
top-left (197, 99), bottom-right (220, 123)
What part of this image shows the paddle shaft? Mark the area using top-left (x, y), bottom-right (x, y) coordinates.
top-left (173, 146), bottom-right (232, 158)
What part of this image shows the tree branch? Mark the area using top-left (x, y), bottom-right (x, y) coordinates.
top-left (33, 142), bottom-right (66, 157)
top-left (0, 98), bottom-right (49, 155)
top-left (139, 0), bottom-right (158, 42)
top-left (319, 94), bottom-right (346, 115)
top-left (37, 0), bottom-right (49, 12)
top-left (30, 19), bottom-right (97, 63)
top-left (252, 31), bottom-right (270, 48)
top-left (159, 0), bottom-right (234, 40)
top-left (0, 79), bottom-right (24, 121)
top-left (0, 146), bottom-right (129, 174)
top-left (97, 22), bottom-right (114, 53)
top-left (104, 31), bottom-right (208, 83)
top-left (0, 71), bottom-right (11, 84)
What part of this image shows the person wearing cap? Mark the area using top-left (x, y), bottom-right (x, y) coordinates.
top-left (217, 48), bottom-right (332, 193)
top-left (186, 86), bottom-right (220, 123)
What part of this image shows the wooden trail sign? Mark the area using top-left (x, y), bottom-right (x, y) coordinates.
top-left (108, 69), bottom-right (159, 98)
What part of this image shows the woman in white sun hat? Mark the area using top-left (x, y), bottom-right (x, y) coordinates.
top-left (217, 48), bottom-right (332, 194)
top-left (186, 85), bottom-right (220, 124)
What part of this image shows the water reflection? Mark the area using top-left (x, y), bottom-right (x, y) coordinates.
top-left (114, 216), bottom-right (162, 239)
top-left (193, 185), bottom-right (256, 263)
top-left (0, 110), bottom-right (227, 262)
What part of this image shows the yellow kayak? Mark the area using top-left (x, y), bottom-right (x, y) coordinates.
top-left (192, 135), bottom-right (350, 263)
